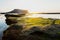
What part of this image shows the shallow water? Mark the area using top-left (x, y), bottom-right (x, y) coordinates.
top-left (0, 14), bottom-right (8, 40)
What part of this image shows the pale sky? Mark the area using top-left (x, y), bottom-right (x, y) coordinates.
top-left (0, 0), bottom-right (60, 12)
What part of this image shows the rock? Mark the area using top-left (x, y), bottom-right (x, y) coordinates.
top-left (22, 27), bottom-right (41, 35)
top-left (2, 9), bottom-right (29, 40)
top-left (5, 9), bottom-right (28, 25)
top-left (5, 9), bottom-right (28, 16)
top-left (2, 24), bottom-right (24, 40)
top-left (7, 9), bottom-right (28, 13)
top-left (5, 19), bottom-right (17, 25)
top-left (2, 9), bottom-right (60, 40)
top-left (2, 25), bottom-right (51, 40)
top-left (2, 25), bottom-right (60, 40)
top-left (44, 24), bottom-right (60, 36)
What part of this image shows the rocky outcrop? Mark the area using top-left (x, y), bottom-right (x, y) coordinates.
top-left (2, 9), bottom-right (60, 40)
top-left (5, 9), bottom-right (28, 25)
top-left (7, 9), bottom-right (28, 13)
top-left (2, 9), bottom-right (28, 40)
top-left (44, 24), bottom-right (60, 36)
top-left (2, 25), bottom-right (60, 40)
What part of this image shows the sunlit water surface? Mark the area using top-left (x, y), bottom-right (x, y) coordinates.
top-left (26, 14), bottom-right (60, 19)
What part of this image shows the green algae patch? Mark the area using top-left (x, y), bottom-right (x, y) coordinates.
top-left (55, 19), bottom-right (60, 24)
top-left (25, 18), bottom-right (53, 27)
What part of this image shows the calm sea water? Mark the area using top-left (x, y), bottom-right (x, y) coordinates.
top-left (0, 14), bottom-right (8, 40)
top-left (26, 14), bottom-right (60, 19)
top-left (0, 14), bottom-right (60, 40)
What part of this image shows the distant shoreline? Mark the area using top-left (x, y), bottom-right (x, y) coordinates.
top-left (0, 12), bottom-right (60, 14)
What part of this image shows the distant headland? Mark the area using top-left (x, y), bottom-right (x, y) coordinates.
top-left (0, 9), bottom-right (60, 14)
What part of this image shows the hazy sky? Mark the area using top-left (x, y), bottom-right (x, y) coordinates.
top-left (0, 0), bottom-right (60, 12)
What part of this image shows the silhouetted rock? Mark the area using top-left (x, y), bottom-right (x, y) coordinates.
top-left (5, 9), bottom-right (28, 16)
top-left (7, 9), bottom-right (28, 13)
top-left (2, 24), bottom-right (23, 40)
top-left (2, 24), bottom-right (60, 40)
top-left (5, 19), bottom-right (17, 25)
top-left (2, 26), bottom-right (51, 40)
top-left (5, 9), bottom-right (28, 25)
top-left (2, 9), bottom-right (29, 40)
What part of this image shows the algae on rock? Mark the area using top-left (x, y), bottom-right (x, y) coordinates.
top-left (2, 9), bottom-right (60, 40)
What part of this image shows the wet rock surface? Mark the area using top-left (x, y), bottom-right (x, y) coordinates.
top-left (2, 9), bottom-right (60, 40)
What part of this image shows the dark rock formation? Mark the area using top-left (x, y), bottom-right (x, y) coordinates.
top-left (7, 9), bottom-right (28, 13)
top-left (2, 9), bottom-right (29, 40)
top-left (5, 9), bottom-right (28, 25)
top-left (5, 19), bottom-right (17, 25)
top-left (2, 24), bottom-right (23, 40)
top-left (2, 25), bottom-right (60, 40)
top-left (5, 9), bottom-right (28, 16)
top-left (44, 24), bottom-right (60, 36)
top-left (2, 9), bottom-right (60, 40)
